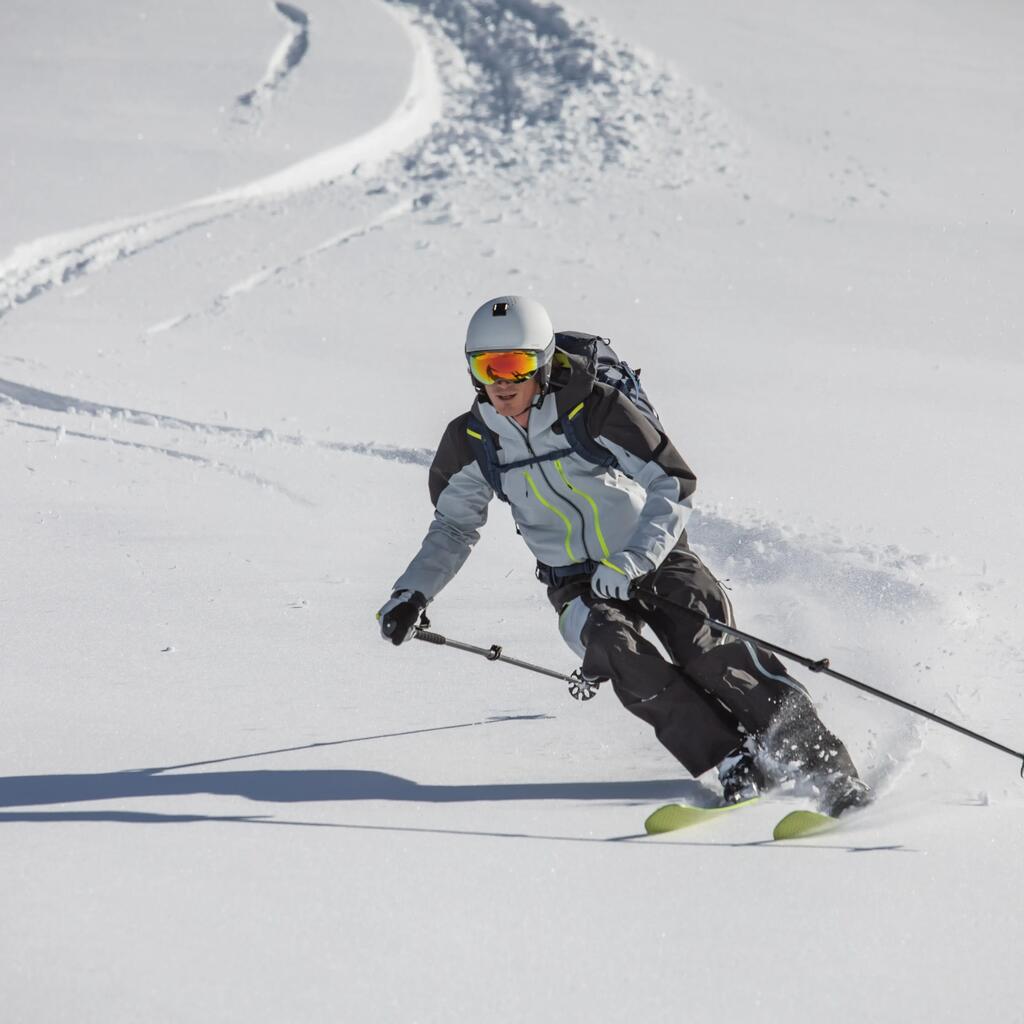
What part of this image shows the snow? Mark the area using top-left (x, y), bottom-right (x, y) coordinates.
top-left (2, 0), bottom-right (1023, 1020)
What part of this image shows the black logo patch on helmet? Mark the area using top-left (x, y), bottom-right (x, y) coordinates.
top-left (491, 302), bottom-right (509, 316)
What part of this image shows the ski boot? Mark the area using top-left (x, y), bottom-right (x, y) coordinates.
top-left (717, 738), bottom-right (766, 804)
top-left (817, 772), bottom-right (874, 818)
top-left (759, 693), bottom-right (870, 813)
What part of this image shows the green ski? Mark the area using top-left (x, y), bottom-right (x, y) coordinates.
top-left (772, 809), bottom-right (839, 840)
top-left (644, 798), bottom-right (758, 835)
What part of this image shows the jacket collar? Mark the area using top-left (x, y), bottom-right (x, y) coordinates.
top-left (475, 392), bottom-right (556, 441)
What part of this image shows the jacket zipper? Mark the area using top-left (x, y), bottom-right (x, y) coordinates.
top-left (515, 422), bottom-right (591, 562)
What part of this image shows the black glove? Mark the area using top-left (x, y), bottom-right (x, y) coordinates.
top-left (376, 590), bottom-right (427, 646)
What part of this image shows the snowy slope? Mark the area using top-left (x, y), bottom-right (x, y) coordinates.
top-left (2, 1), bottom-right (1023, 1021)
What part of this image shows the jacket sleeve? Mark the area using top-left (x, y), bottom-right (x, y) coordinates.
top-left (391, 414), bottom-right (494, 600)
top-left (587, 387), bottom-right (696, 571)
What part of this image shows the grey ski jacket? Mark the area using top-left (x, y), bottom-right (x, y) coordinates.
top-left (392, 353), bottom-right (697, 601)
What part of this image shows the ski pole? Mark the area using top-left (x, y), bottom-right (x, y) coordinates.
top-left (412, 616), bottom-right (600, 701)
top-left (635, 584), bottom-right (1024, 776)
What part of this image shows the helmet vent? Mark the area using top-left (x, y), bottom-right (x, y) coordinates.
top-left (491, 302), bottom-right (509, 316)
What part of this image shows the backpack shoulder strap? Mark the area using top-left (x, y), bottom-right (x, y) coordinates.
top-left (466, 408), bottom-right (582, 501)
top-left (465, 411), bottom-right (510, 503)
top-left (558, 387), bottom-right (620, 470)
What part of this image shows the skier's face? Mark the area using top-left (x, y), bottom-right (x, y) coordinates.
top-left (485, 377), bottom-right (541, 420)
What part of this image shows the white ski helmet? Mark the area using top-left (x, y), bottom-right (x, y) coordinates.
top-left (464, 295), bottom-right (555, 395)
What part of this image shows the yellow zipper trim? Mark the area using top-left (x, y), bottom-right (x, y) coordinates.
top-left (466, 428), bottom-right (483, 440)
top-left (524, 470), bottom-right (575, 564)
top-left (554, 459), bottom-right (611, 562)
top-left (568, 401), bottom-right (586, 420)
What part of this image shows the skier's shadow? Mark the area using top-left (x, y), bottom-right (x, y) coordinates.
top-left (0, 768), bottom-right (711, 813)
top-left (0, 716), bottom-right (718, 822)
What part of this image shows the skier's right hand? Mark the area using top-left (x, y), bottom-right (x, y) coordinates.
top-left (376, 590), bottom-right (427, 646)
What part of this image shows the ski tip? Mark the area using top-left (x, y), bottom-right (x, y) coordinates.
top-left (644, 804), bottom-right (697, 835)
top-left (772, 809), bottom-right (838, 841)
top-left (644, 797), bottom-right (758, 835)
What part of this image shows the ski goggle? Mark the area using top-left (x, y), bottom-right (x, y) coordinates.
top-left (467, 349), bottom-right (545, 386)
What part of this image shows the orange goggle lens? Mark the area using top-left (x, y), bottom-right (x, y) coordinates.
top-left (467, 349), bottom-right (543, 385)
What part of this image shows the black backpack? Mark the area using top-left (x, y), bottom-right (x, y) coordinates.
top-left (466, 332), bottom-right (664, 503)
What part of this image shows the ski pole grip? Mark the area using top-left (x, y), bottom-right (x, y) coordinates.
top-left (413, 628), bottom-right (446, 646)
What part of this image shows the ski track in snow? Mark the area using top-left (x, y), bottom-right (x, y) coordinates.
top-left (8, 419), bottom-right (314, 506)
top-left (178, 194), bottom-right (422, 326)
top-left (0, 3), bottom-right (442, 320)
top-left (0, 377), bottom-right (435, 468)
top-left (235, 3), bottom-right (311, 121)
top-left (158, 0), bottom-right (741, 323)
top-left (0, 0), bottom-right (736, 321)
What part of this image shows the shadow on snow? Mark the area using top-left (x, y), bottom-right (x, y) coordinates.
top-left (0, 719), bottom-right (909, 854)
top-left (0, 715), bottom-right (717, 814)
top-left (0, 769), bottom-right (711, 811)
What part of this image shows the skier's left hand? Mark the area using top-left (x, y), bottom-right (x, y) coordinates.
top-left (377, 589), bottom-right (427, 645)
top-left (590, 553), bottom-right (652, 602)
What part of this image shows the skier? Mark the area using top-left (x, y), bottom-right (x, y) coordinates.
top-left (377, 295), bottom-right (872, 815)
